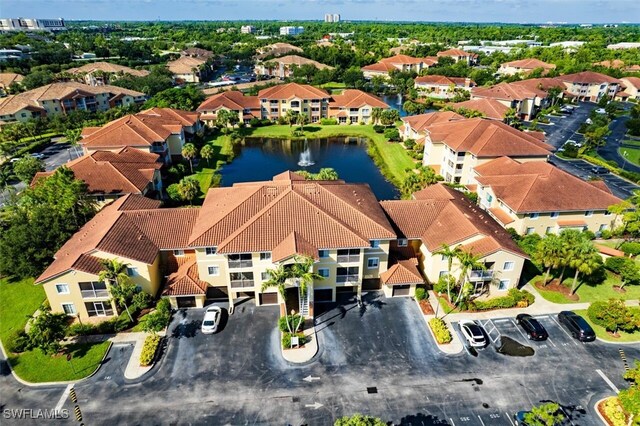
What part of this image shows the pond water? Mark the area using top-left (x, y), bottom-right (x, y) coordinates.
top-left (380, 93), bottom-right (437, 118)
top-left (219, 137), bottom-right (400, 200)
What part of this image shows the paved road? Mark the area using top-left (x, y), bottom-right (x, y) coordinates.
top-left (597, 115), bottom-right (640, 173)
top-left (2, 295), bottom-right (635, 425)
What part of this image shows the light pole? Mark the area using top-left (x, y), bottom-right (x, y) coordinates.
top-left (622, 151), bottom-right (629, 171)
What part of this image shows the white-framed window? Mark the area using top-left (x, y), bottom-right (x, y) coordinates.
top-left (260, 252), bottom-right (271, 261)
top-left (127, 267), bottom-right (139, 277)
top-left (503, 261), bottom-right (515, 271)
top-left (526, 227), bottom-right (535, 235)
top-left (208, 266), bottom-right (220, 276)
top-left (439, 270), bottom-right (448, 277)
top-left (205, 247), bottom-right (217, 256)
top-left (318, 268), bottom-right (330, 278)
top-left (529, 212), bottom-right (539, 220)
top-left (61, 303), bottom-right (76, 315)
top-left (398, 239), bottom-right (408, 247)
top-left (173, 249), bottom-right (185, 257)
top-left (498, 280), bottom-right (510, 291)
top-left (261, 271), bottom-right (270, 281)
top-left (318, 249), bottom-right (329, 258)
top-left (370, 240), bottom-right (380, 248)
top-left (585, 210), bottom-right (593, 217)
top-left (550, 212), bottom-right (559, 218)
top-left (367, 258), bottom-right (379, 269)
top-left (55, 284), bottom-right (70, 294)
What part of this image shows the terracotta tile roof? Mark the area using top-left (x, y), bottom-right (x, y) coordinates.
top-left (117, 194), bottom-right (163, 211)
top-left (381, 184), bottom-right (525, 258)
top-left (594, 244), bottom-right (624, 258)
top-left (362, 55), bottom-right (436, 73)
top-left (0, 95), bottom-right (46, 116)
top-left (452, 98), bottom-right (510, 120)
top-left (415, 75), bottom-right (475, 87)
top-left (138, 107), bottom-right (199, 127)
top-left (437, 48), bottom-right (476, 58)
top-left (198, 90), bottom-right (260, 113)
top-left (272, 231), bottom-right (319, 263)
top-left (361, 61), bottom-right (398, 73)
top-left (488, 207), bottom-right (515, 225)
top-left (0, 72), bottom-right (23, 88)
top-left (268, 55), bottom-right (333, 70)
top-left (328, 89), bottom-right (389, 109)
top-left (36, 197), bottom-right (198, 283)
top-left (557, 219), bottom-right (587, 227)
top-left (459, 236), bottom-right (504, 258)
top-left (593, 59), bottom-right (625, 69)
top-left (258, 83), bottom-right (329, 100)
top-left (401, 111), bottom-right (464, 134)
top-left (423, 56), bottom-right (439, 66)
top-left (257, 43), bottom-right (303, 56)
top-left (474, 156), bottom-right (621, 213)
top-left (380, 259), bottom-right (423, 285)
top-left (502, 58), bottom-right (556, 70)
top-left (472, 81), bottom-right (542, 101)
top-left (425, 118), bottom-right (553, 158)
top-left (560, 71), bottom-right (621, 85)
top-left (181, 47), bottom-right (214, 58)
top-left (380, 54), bottom-right (427, 64)
top-left (32, 148), bottom-right (161, 195)
top-left (622, 77), bottom-right (640, 90)
top-left (188, 172), bottom-right (396, 254)
top-left (167, 56), bottom-right (207, 75)
top-left (162, 259), bottom-right (208, 296)
top-left (67, 62), bottom-right (149, 77)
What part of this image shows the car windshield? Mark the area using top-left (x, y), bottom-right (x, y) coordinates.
top-left (203, 320), bottom-right (215, 326)
top-left (466, 324), bottom-right (483, 338)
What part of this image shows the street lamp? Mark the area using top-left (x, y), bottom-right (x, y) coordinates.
top-left (622, 151), bottom-right (629, 171)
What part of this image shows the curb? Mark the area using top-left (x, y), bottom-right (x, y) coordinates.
top-left (594, 397), bottom-right (615, 426)
top-left (414, 297), bottom-right (463, 355)
top-left (281, 325), bottom-right (318, 364)
top-left (595, 337), bottom-right (640, 345)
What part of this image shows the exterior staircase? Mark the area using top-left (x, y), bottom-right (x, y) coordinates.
top-left (299, 289), bottom-right (309, 317)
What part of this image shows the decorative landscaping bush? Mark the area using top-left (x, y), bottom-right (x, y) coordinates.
top-left (587, 299), bottom-right (640, 334)
top-left (383, 128), bottom-right (400, 141)
top-left (604, 256), bottom-right (635, 274)
top-left (320, 118), bottom-right (338, 125)
top-left (429, 318), bottom-right (452, 344)
top-left (278, 314), bottom-right (304, 333)
top-left (373, 125), bottom-right (385, 133)
top-left (281, 332), bottom-right (307, 349)
top-left (139, 334), bottom-right (161, 367)
top-left (620, 241), bottom-right (640, 256)
top-left (600, 397), bottom-right (627, 426)
top-left (415, 287), bottom-right (427, 301)
top-left (140, 298), bottom-right (172, 333)
top-left (470, 289), bottom-right (535, 311)
top-left (5, 330), bottom-right (31, 354)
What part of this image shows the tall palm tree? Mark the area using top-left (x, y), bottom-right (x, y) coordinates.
top-left (433, 244), bottom-right (462, 301)
top-left (182, 143), bottom-right (197, 173)
top-left (200, 144), bottom-right (214, 166)
top-left (370, 107), bottom-right (383, 125)
top-left (98, 259), bottom-right (135, 322)
top-left (557, 229), bottom-right (582, 284)
top-left (290, 255), bottom-right (323, 299)
top-left (568, 240), bottom-right (600, 295)
top-left (65, 128), bottom-right (82, 157)
top-left (454, 251), bottom-right (486, 305)
top-left (285, 109), bottom-right (298, 128)
top-left (534, 234), bottom-right (564, 286)
top-left (296, 113), bottom-right (309, 131)
top-left (261, 264), bottom-right (292, 305)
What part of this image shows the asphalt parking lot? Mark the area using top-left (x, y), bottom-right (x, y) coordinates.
top-left (541, 103), bottom-right (595, 149)
top-left (2, 294), bottom-right (638, 425)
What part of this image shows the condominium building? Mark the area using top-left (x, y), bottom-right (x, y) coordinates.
top-left (0, 18), bottom-right (66, 32)
top-left (414, 75), bottom-right (476, 99)
top-left (497, 58), bottom-right (556, 76)
top-left (66, 62), bottom-right (150, 86)
top-left (167, 56), bottom-right (212, 83)
top-left (559, 71), bottom-right (623, 102)
top-left (280, 26), bottom-right (305, 36)
top-left (240, 25), bottom-right (255, 34)
top-left (197, 90), bottom-right (261, 126)
top-left (436, 48), bottom-right (478, 65)
top-left (362, 55), bottom-right (438, 79)
top-left (254, 55), bottom-right (333, 79)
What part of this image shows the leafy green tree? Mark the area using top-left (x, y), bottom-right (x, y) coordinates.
top-left (143, 85), bottom-right (205, 111)
top-left (65, 128), bottom-right (83, 157)
top-left (98, 259), bottom-right (136, 322)
top-left (296, 112), bottom-right (309, 131)
top-left (315, 168), bottom-right (339, 180)
top-left (13, 155), bottom-right (45, 183)
top-left (284, 109), bottom-right (299, 128)
top-left (523, 402), bottom-right (565, 426)
top-left (342, 67), bottom-right (365, 88)
top-left (215, 109), bottom-right (239, 132)
top-left (181, 143), bottom-right (197, 173)
top-left (27, 305), bottom-right (68, 355)
top-left (290, 255), bottom-right (323, 301)
top-left (567, 238), bottom-right (601, 294)
top-left (21, 70), bottom-right (56, 90)
top-left (454, 250), bottom-right (486, 305)
top-left (261, 264), bottom-right (292, 305)
top-left (334, 414), bottom-right (386, 426)
top-left (370, 108), bottom-right (383, 125)
top-left (583, 125), bottom-right (610, 148)
top-left (434, 244), bottom-right (463, 302)
top-left (619, 261), bottom-right (640, 289)
top-left (200, 144), bottom-right (215, 166)
top-left (176, 177), bottom-right (200, 204)
top-left (534, 234), bottom-right (564, 286)
top-left (400, 166), bottom-right (442, 197)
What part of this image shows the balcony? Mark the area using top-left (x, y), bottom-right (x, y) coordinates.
top-left (86, 307), bottom-right (114, 316)
top-left (337, 255), bottom-right (360, 263)
top-left (336, 274), bottom-right (359, 284)
top-left (81, 289), bottom-right (110, 299)
top-left (469, 270), bottom-right (494, 282)
top-left (228, 260), bottom-right (253, 269)
top-left (230, 279), bottom-right (255, 288)
top-left (151, 143), bottom-right (168, 153)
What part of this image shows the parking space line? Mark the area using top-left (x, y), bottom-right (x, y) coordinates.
top-left (546, 336), bottom-right (557, 347)
top-left (559, 407), bottom-right (576, 426)
top-left (506, 413), bottom-right (515, 426)
top-left (493, 319), bottom-right (510, 323)
top-left (449, 418), bottom-right (456, 426)
top-left (550, 316), bottom-right (580, 346)
top-left (533, 315), bottom-right (549, 320)
top-left (477, 415), bottom-right (485, 426)
top-left (54, 384), bottom-right (73, 413)
top-left (510, 319), bottom-right (529, 341)
top-left (596, 369), bottom-right (620, 394)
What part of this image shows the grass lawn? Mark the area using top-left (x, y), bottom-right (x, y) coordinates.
top-left (187, 132), bottom-right (235, 200)
top-left (244, 125), bottom-right (416, 186)
top-left (319, 81), bottom-right (347, 93)
top-left (0, 277), bottom-right (110, 383)
top-left (619, 147), bottom-right (640, 166)
top-left (622, 139), bottom-right (640, 147)
top-left (531, 272), bottom-right (640, 304)
top-left (574, 308), bottom-right (640, 343)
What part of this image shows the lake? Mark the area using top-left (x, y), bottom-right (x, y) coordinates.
top-left (219, 137), bottom-right (400, 200)
top-left (380, 93), bottom-right (437, 118)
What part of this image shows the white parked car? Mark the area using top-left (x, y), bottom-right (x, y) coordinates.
top-left (201, 306), bottom-right (222, 334)
top-left (595, 108), bottom-right (606, 114)
top-left (459, 319), bottom-right (487, 348)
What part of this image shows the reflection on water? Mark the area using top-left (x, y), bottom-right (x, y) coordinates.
top-left (219, 137), bottom-right (400, 200)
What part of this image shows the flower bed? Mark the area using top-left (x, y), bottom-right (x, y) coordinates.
top-left (597, 397), bottom-right (628, 426)
top-left (428, 318), bottom-right (452, 344)
top-left (139, 334), bottom-right (161, 367)
top-left (282, 332), bottom-right (307, 349)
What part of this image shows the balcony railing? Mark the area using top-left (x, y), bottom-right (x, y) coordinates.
top-left (151, 144), bottom-right (167, 153)
top-left (228, 260), bottom-right (253, 269)
top-left (87, 307), bottom-right (114, 317)
top-left (337, 255), bottom-right (360, 263)
top-left (336, 274), bottom-right (359, 284)
top-left (469, 270), bottom-right (494, 282)
top-left (230, 279), bottom-right (255, 288)
top-left (81, 289), bottom-right (110, 299)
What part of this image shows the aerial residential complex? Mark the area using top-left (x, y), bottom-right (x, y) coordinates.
top-left (66, 62), bottom-right (150, 86)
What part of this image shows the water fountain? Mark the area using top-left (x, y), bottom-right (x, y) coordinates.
top-left (297, 138), bottom-right (315, 167)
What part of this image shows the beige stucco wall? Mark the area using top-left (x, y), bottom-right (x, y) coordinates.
top-left (166, 133), bottom-right (185, 158)
top-left (260, 97), bottom-right (328, 121)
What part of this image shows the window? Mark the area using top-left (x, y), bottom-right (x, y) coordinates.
top-left (550, 212), bottom-right (559, 218)
top-left (370, 240), bottom-right (380, 249)
top-left (367, 258), bottom-right (379, 269)
top-left (585, 210), bottom-right (594, 217)
top-left (173, 249), bottom-right (185, 257)
top-left (127, 267), bottom-right (139, 277)
top-left (96, 195), bottom-right (105, 202)
top-left (260, 252), bottom-right (271, 261)
top-left (318, 268), bottom-right (330, 278)
top-left (546, 226), bottom-right (553, 234)
top-left (55, 284), bottom-right (70, 294)
top-left (336, 267), bottom-right (359, 283)
top-left (318, 249), bottom-right (330, 258)
top-left (208, 266), bottom-right (219, 276)
top-left (337, 249), bottom-right (360, 262)
top-left (439, 271), bottom-right (448, 277)
top-left (599, 224), bottom-right (607, 232)
top-left (230, 272), bottom-right (254, 288)
top-left (228, 253), bottom-right (252, 268)
top-left (503, 261), bottom-right (515, 271)
top-left (79, 281), bottom-right (109, 298)
top-left (528, 212), bottom-right (539, 220)
top-left (61, 303), bottom-right (76, 315)
top-left (398, 239), bottom-right (408, 247)
top-left (261, 271), bottom-right (270, 281)
top-left (526, 227), bottom-right (535, 235)
top-left (604, 210), bottom-right (612, 216)
top-left (85, 301), bottom-right (113, 317)
top-left (498, 280), bottom-right (510, 291)
top-left (205, 247), bottom-right (217, 256)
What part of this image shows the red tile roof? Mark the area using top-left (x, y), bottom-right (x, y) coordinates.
top-left (380, 259), bottom-right (423, 285)
top-left (401, 111), bottom-right (464, 134)
top-left (415, 75), bottom-right (475, 87)
top-left (328, 89), bottom-right (389, 109)
top-left (272, 231), bottom-right (320, 263)
top-left (488, 207), bottom-right (515, 225)
top-left (502, 58), bottom-right (556, 70)
top-left (560, 71), bottom-right (621, 85)
top-left (452, 98), bottom-right (510, 120)
top-left (198, 90), bottom-right (260, 112)
top-left (163, 259), bottom-right (208, 296)
top-left (437, 49), bottom-right (476, 58)
top-left (594, 244), bottom-right (624, 258)
top-left (258, 83), bottom-right (329, 100)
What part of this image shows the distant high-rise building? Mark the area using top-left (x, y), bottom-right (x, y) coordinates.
top-left (241, 25), bottom-right (255, 34)
top-left (324, 13), bottom-right (341, 23)
top-left (0, 18), bottom-right (66, 32)
top-left (280, 26), bottom-right (304, 36)
top-left (333, 14), bottom-right (341, 23)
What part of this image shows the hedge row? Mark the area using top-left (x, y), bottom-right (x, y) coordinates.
top-left (580, 154), bottom-right (640, 184)
top-left (429, 318), bottom-right (452, 344)
top-left (471, 289), bottom-right (535, 311)
top-left (139, 334), bottom-right (162, 366)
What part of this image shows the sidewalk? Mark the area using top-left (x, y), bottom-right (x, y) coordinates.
top-left (281, 325), bottom-right (318, 364)
top-left (110, 331), bottom-right (166, 379)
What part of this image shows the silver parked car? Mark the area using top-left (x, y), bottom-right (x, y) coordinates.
top-left (201, 306), bottom-right (222, 334)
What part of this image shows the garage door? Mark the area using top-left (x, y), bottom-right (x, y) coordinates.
top-left (314, 289), bottom-right (333, 303)
top-left (206, 286), bottom-right (228, 300)
top-left (176, 296), bottom-right (196, 308)
top-left (335, 286), bottom-right (356, 302)
top-left (259, 292), bottom-right (278, 305)
top-left (392, 285), bottom-right (411, 297)
top-left (362, 279), bottom-right (381, 291)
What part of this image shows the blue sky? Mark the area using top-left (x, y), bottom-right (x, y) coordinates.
top-left (2, 0), bottom-right (639, 23)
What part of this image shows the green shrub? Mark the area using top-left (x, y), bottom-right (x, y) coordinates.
top-left (248, 117), bottom-right (262, 127)
top-left (281, 332), bottom-right (307, 349)
top-left (605, 256), bottom-right (634, 274)
top-left (429, 318), bottom-right (452, 344)
top-left (433, 275), bottom-right (453, 295)
top-left (5, 330), bottom-right (31, 353)
top-left (141, 298), bottom-right (172, 332)
top-left (582, 230), bottom-right (596, 240)
top-left (320, 118), bottom-right (338, 125)
top-left (415, 287), bottom-right (427, 301)
top-left (278, 314), bottom-right (303, 333)
top-left (139, 334), bottom-right (161, 366)
top-left (132, 292), bottom-right (153, 311)
top-left (472, 289), bottom-right (534, 311)
top-left (620, 241), bottom-right (640, 256)
top-left (383, 128), bottom-right (400, 141)
top-left (67, 323), bottom-right (100, 336)
top-left (588, 299), bottom-right (640, 333)
top-left (404, 139), bottom-right (416, 149)
top-left (600, 229), bottom-right (613, 239)
top-left (602, 398), bottom-right (627, 426)
top-left (373, 125), bottom-right (385, 133)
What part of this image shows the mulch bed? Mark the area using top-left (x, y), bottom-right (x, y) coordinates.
top-left (597, 397), bottom-right (628, 426)
top-left (534, 279), bottom-right (580, 302)
top-left (419, 299), bottom-right (434, 315)
top-left (613, 285), bottom-right (627, 294)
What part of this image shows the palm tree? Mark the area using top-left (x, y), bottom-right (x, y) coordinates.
top-left (534, 234), bottom-right (564, 286)
top-left (98, 259), bottom-right (135, 322)
top-left (568, 240), bottom-right (600, 295)
top-left (433, 244), bottom-right (462, 301)
top-left (261, 264), bottom-right (293, 325)
top-left (296, 113), bottom-right (309, 131)
top-left (370, 107), bottom-right (383, 125)
top-left (454, 251), bottom-right (486, 305)
top-left (285, 109), bottom-right (298, 128)
top-left (177, 177), bottom-right (200, 205)
top-left (290, 255), bottom-right (323, 299)
top-left (505, 108), bottom-right (518, 126)
top-left (181, 143), bottom-right (197, 173)
top-left (65, 129), bottom-right (82, 157)
top-left (200, 144), bottom-right (215, 166)
top-left (557, 229), bottom-right (582, 284)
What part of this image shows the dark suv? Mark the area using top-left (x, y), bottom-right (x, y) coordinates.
top-left (558, 311), bottom-right (596, 342)
top-left (516, 314), bottom-right (548, 341)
